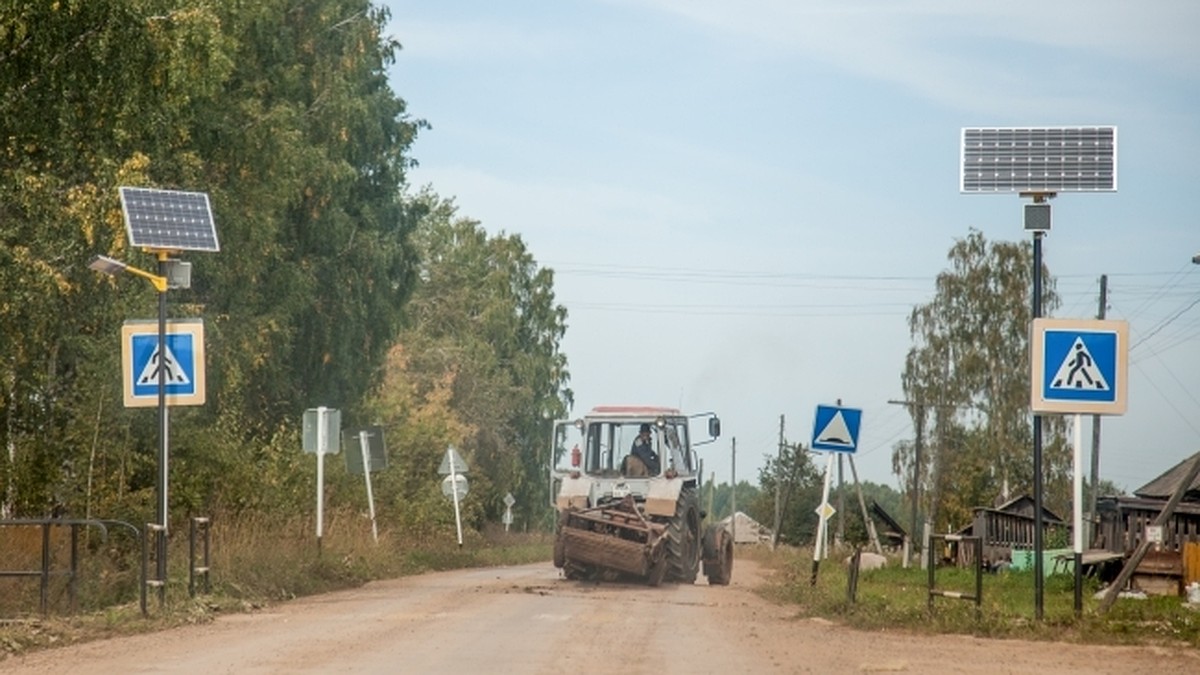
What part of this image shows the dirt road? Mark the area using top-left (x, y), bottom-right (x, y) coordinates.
top-left (4, 560), bottom-right (1197, 674)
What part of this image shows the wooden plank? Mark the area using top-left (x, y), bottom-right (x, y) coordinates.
top-left (1184, 541), bottom-right (1200, 586)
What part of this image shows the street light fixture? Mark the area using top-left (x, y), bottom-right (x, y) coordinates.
top-left (88, 255), bottom-right (168, 292)
top-left (89, 186), bottom-right (218, 609)
top-left (88, 251), bottom-right (171, 609)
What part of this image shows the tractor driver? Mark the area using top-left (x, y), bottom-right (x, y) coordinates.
top-left (624, 423), bottom-right (660, 476)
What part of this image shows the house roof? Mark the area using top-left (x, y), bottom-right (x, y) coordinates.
top-left (1134, 451), bottom-right (1200, 501)
top-left (718, 511), bottom-right (772, 543)
top-left (989, 494), bottom-right (1065, 523)
top-left (868, 500), bottom-right (907, 538)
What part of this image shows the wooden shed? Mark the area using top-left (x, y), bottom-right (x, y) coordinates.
top-left (1095, 451), bottom-right (1200, 589)
top-left (953, 495), bottom-right (1067, 568)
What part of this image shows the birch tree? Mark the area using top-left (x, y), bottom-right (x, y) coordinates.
top-left (896, 229), bottom-right (1071, 531)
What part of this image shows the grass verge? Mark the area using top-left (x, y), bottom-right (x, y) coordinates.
top-left (744, 545), bottom-right (1200, 648)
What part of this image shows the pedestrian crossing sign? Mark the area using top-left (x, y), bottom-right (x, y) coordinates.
top-left (1030, 318), bottom-right (1128, 415)
top-left (121, 319), bottom-right (206, 407)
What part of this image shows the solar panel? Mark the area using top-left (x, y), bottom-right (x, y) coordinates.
top-left (119, 186), bottom-right (220, 252)
top-left (960, 127), bottom-right (1117, 193)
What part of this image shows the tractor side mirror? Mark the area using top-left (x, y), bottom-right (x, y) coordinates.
top-left (708, 416), bottom-right (721, 439)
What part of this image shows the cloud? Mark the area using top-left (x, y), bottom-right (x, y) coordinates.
top-left (623, 0), bottom-right (1200, 116)
top-left (408, 165), bottom-right (709, 246)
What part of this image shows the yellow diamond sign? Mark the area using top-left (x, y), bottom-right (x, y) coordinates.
top-left (815, 502), bottom-right (836, 521)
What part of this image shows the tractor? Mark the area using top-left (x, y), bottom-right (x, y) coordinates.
top-left (550, 406), bottom-right (732, 586)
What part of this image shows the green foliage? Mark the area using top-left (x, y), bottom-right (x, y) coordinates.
top-left (0, 1), bottom-right (423, 525)
top-left (897, 229), bottom-right (1071, 533)
top-left (702, 479), bottom-right (762, 522)
top-left (751, 443), bottom-right (822, 545)
top-left (0, 2), bottom-right (570, 610)
top-left (362, 192), bottom-right (571, 535)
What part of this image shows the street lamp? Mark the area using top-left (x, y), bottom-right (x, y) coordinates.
top-left (90, 185), bottom-right (219, 609)
top-left (88, 252), bottom-right (171, 607)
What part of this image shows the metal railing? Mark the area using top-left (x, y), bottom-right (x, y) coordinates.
top-left (143, 522), bottom-right (166, 610)
top-left (189, 516), bottom-right (212, 597)
top-left (0, 519), bottom-right (142, 616)
top-left (927, 534), bottom-right (983, 617)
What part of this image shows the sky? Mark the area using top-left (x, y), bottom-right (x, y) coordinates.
top-left (383, 1), bottom-right (1200, 495)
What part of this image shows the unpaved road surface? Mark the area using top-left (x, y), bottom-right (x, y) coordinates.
top-left (4, 560), bottom-right (1198, 674)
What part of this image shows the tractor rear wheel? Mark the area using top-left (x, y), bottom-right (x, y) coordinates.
top-left (702, 524), bottom-right (733, 586)
top-left (664, 487), bottom-right (700, 583)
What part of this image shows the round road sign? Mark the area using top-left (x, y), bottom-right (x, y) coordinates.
top-left (441, 473), bottom-right (469, 499)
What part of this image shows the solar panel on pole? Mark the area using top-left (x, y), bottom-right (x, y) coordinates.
top-left (960, 127), bottom-right (1117, 194)
top-left (119, 186), bottom-right (220, 252)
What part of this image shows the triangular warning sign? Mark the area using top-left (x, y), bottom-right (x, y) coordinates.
top-left (438, 446), bottom-right (469, 475)
top-left (1050, 337), bottom-right (1109, 391)
top-left (136, 344), bottom-right (191, 386)
top-left (815, 411), bottom-right (854, 448)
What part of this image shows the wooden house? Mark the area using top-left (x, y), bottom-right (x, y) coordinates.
top-left (1094, 451), bottom-right (1200, 590)
top-left (951, 495), bottom-right (1067, 568)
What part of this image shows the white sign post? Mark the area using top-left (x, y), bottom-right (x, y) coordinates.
top-left (317, 408), bottom-right (327, 544)
top-left (302, 407), bottom-right (340, 548)
top-left (358, 431), bottom-right (379, 544)
top-left (439, 446), bottom-right (470, 547)
top-left (811, 453), bottom-right (836, 586)
top-left (503, 492), bottom-right (516, 532)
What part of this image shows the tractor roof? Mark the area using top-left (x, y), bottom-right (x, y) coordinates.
top-left (587, 405), bottom-right (682, 419)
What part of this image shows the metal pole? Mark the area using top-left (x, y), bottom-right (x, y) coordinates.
top-left (810, 452), bottom-right (835, 586)
top-left (449, 448), bottom-right (464, 547)
top-left (156, 254), bottom-right (168, 607)
top-left (1073, 413), bottom-right (1084, 616)
top-left (1032, 227), bottom-right (1045, 620)
top-left (360, 431), bottom-right (378, 543)
top-left (316, 406), bottom-right (326, 548)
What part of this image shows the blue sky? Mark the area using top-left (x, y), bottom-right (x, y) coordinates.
top-left (384, 1), bottom-right (1200, 495)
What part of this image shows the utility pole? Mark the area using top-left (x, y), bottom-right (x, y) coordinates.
top-left (731, 437), bottom-right (737, 543)
top-left (836, 453), bottom-right (845, 547)
top-left (772, 414), bottom-right (784, 549)
top-left (1088, 274), bottom-right (1107, 547)
top-left (888, 399), bottom-right (926, 567)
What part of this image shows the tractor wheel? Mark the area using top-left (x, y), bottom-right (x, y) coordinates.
top-left (702, 524), bottom-right (733, 586)
top-left (553, 512), bottom-right (569, 569)
top-left (664, 487), bottom-right (701, 583)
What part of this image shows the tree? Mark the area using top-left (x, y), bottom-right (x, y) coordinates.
top-left (750, 443), bottom-right (822, 545)
top-left (0, 1), bottom-right (425, 522)
top-left (896, 229), bottom-right (1071, 533)
top-left (363, 192), bottom-right (571, 533)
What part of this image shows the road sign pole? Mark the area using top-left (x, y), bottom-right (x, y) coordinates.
top-left (156, 254), bottom-right (168, 607)
top-left (316, 406), bottom-right (326, 548)
top-left (1032, 227), bottom-right (1046, 621)
top-left (449, 449), bottom-right (464, 547)
top-left (360, 431), bottom-right (378, 543)
top-left (811, 452), bottom-right (835, 586)
top-left (1073, 413), bottom-right (1084, 616)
